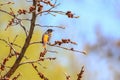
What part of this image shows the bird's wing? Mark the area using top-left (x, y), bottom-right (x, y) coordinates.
top-left (42, 33), bottom-right (49, 44)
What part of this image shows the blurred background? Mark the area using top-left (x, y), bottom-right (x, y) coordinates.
top-left (0, 0), bottom-right (120, 80)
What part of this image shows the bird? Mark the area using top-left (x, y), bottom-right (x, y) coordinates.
top-left (42, 29), bottom-right (53, 50)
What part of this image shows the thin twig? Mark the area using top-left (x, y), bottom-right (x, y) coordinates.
top-left (77, 66), bottom-right (84, 80)
top-left (29, 41), bottom-right (86, 55)
top-left (49, 0), bottom-right (59, 11)
top-left (0, 2), bottom-right (14, 6)
top-left (0, 63), bottom-right (11, 69)
top-left (39, 10), bottom-right (66, 16)
top-left (37, 0), bottom-right (61, 16)
top-left (13, 35), bottom-right (18, 43)
top-left (53, 45), bottom-right (86, 55)
top-left (11, 43), bottom-right (22, 48)
top-left (31, 63), bottom-right (48, 80)
top-left (64, 72), bottom-right (71, 80)
top-left (0, 38), bottom-right (9, 45)
top-left (19, 21), bottom-right (28, 36)
top-left (0, 9), bottom-right (15, 17)
top-left (0, 38), bottom-right (28, 59)
top-left (20, 18), bottom-right (31, 21)
top-left (19, 57), bottom-right (56, 66)
top-left (12, 73), bottom-right (21, 80)
top-left (38, 63), bottom-right (47, 69)
top-left (35, 24), bottom-right (65, 29)
top-left (0, 38), bottom-right (21, 48)
top-left (30, 41), bottom-right (42, 45)
top-left (0, 9), bottom-right (28, 36)
top-left (43, 2), bottom-right (61, 15)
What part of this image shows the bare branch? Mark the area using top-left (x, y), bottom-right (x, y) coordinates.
top-left (19, 57), bottom-right (56, 66)
top-left (35, 24), bottom-right (65, 29)
top-left (39, 10), bottom-right (66, 16)
top-left (4, 0), bottom-right (37, 77)
top-left (19, 21), bottom-right (28, 36)
top-left (12, 73), bottom-right (21, 80)
top-left (0, 38), bottom-right (28, 60)
top-left (31, 63), bottom-right (48, 80)
top-left (0, 63), bottom-right (11, 69)
top-left (20, 18), bottom-right (31, 21)
top-left (43, 3), bottom-right (61, 15)
top-left (13, 35), bottom-right (18, 43)
top-left (77, 66), bottom-right (84, 80)
top-left (0, 2), bottom-right (14, 6)
top-left (0, 38), bottom-right (21, 48)
top-left (37, 0), bottom-right (61, 16)
top-left (38, 63), bottom-right (47, 69)
top-left (64, 73), bottom-right (71, 80)
top-left (0, 9), bottom-right (28, 36)
top-left (0, 38), bottom-right (9, 46)
top-left (29, 41), bottom-right (86, 55)
top-left (54, 45), bottom-right (86, 55)
top-left (11, 43), bottom-right (22, 48)
top-left (30, 41), bottom-right (42, 45)
top-left (48, 0), bottom-right (59, 11)
top-left (0, 9), bottom-right (15, 17)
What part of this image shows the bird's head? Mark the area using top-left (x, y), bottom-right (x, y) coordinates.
top-left (47, 29), bottom-right (53, 32)
top-left (47, 29), bottom-right (53, 34)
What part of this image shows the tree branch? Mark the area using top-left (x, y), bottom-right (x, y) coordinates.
top-left (0, 2), bottom-right (14, 6)
top-left (77, 66), bottom-right (84, 80)
top-left (4, 0), bottom-right (37, 78)
top-left (35, 24), bottom-right (65, 29)
top-left (19, 57), bottom-right (56, 66)
top-left (53, 45), bottom-right (86, 55)
top-left (0, 63), bottom-right (11, 69)
top-left (19, 21), bottom-right (28, 36)
top-left (0, 38), bottom-right (21, 49)
top-left (0, 9), bottom-right (15, 17)
top-left (0, 9), bottom-right (28, 36)
top-left (31, 63), bottom-right (48, 80)
top-left (64, 73), bottom-right (71, 80)
top-left (30, 41), bottom-right (86, 55)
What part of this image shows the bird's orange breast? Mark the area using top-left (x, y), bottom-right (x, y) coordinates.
top-left (43, 34), bottom-right (49, 43)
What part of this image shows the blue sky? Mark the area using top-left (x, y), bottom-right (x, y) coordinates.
top-left (40, 0), bottom-right (120, 80)
top-left (40, 0), bottom-right (120, 44)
